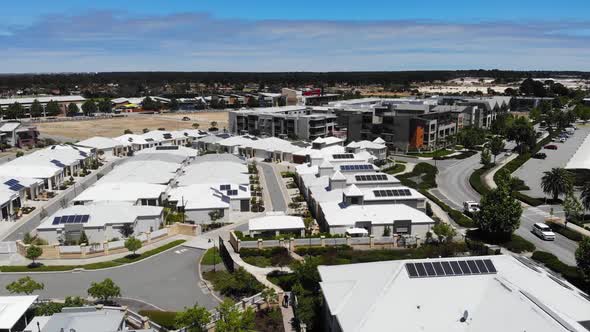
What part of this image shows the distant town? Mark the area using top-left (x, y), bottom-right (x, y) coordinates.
top-left (0, 71), bottom-right (589, 332)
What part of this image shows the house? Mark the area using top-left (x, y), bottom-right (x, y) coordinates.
top-left (0, 295), bottom-right (38, 332)
top-left (36, 203), bottom-right (163, 244)
top-left (72, 182), bottom-right (167, 206)
top-left (345, 139), bottom-right (387, 161)
top-left (248, 214), bottom-right (305, 237)
top-left (115, 134), bottom-right (156, 151)
top-left (177, 158), bottom-right (249, 187)
top-left (0, 122), bottom-right (39, 148)
top-left (76, 136), bottom-right (130, 158)
top-left (319, 255), bottom-right (590, 332)
top-left (98, 160), bottom-right (181, 185)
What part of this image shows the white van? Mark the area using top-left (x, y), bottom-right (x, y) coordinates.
top-left (532, 223), bottom-right (556, 241)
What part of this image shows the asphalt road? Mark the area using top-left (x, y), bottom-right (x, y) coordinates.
top-left (433, 151), bottom-right (578, 265)
top-left (259, 162), bottom-right (288, 212)
top-left (0, 246), bottom-right (219, 311)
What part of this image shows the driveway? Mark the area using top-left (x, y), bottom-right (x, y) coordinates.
top-left (0, 246), bottom-right (219, 311)
top-left (514, 125), bottom-right (590, 198)
top-left (259, 163), bottom-right (288, 212)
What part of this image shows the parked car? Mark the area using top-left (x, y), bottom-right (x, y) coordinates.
top-left (463, 201), bottom-right (480, 214)
top-left (532, 153), bottom-right (547, 159)
top-left (544, 145), bottom-right (558, 150)
top-left (532, 223), bottom-right (556, 241)
top-left (559, 137), bottom-right (567, 143)
top-left (182, 116), bottom-right (191, 121)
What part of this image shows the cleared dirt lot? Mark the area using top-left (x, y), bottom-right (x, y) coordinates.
top-left (37, 111), bottom-right (229, 141)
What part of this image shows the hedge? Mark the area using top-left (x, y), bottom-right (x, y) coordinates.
top-left (466, 229), bottom-right (535, 253)
top-left (531, 251), bottom-right (589, 291)
top-left (469, 168), bottom-right (490, 196)
top-left (547, 222), bottom-right (588, 242)
top-left (419, 189), bottom-right (476, 228)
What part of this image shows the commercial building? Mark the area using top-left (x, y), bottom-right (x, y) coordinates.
top-left (0, 95), bottom-right (86, 116)
top-left (319, 255), bottom-right (590, 332)
top-left (36, 203), bottom-right (163, 244)
top-left (228, 106), bottom-right (337, 140)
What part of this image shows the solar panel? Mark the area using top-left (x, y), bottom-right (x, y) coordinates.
top-left (163, 133), bottom-right (172, 139)
top-left (81, 215), bottom-right (90, 223)
top-left (156, 146), bottom-right (179, 150)
top-left (74, 215), bottom-right (83, 223)
top-left (9, 184), bottom-right (25, 191)
top-left (79, 151), bottom-right (88, 157)
top-left (50, 159), bottom-right (66, 168)
top-left (145, 138), bottom-right (154, 142)
top-left (4, 179), bottom-right (18, 186)
top-left (52, 217), bottom-right (61, 225)
top-left (332, 154), bottom-right (354, 159)
top-left (227, 190), bottom-right (238, 196)
top-left (406, 259), bottom-right (498, 279)
top-left (220, 184), bottom-right (231, 191)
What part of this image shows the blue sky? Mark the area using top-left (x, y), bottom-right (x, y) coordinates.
top-left (1, 0), bottom-right (589, 72)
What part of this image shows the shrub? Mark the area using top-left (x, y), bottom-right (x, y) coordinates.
top-left (203, 268), bottom-right (263, 299)
top-left (466, 229), bottom-right (535, 253)
top-left (139, 310), bottom-right (178, 330)
top-left (397, 163), bottom-right (438, 190)
top-left (547, 222), bottom-right (587, 242)
top-left (419, 189), bottom-right (476, 228)
top-left (383, 164), bottom-right (406, 175)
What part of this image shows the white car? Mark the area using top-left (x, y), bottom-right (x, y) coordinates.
top-left (559, 137), bottom-right (567, 143)
top-left (532, 223), bottom-right (556, 241)
top-left (463, 201), bottom-right (480, 213)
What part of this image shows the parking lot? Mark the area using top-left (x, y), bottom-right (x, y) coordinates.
top-left (514, 125), bottom-right (590, 198)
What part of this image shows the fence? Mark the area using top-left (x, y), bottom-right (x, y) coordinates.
top-left (233, 231), bottom-right (420, 252)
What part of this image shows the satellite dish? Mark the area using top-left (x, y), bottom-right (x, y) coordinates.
top-left (460, 310), bottom-right (469, 323)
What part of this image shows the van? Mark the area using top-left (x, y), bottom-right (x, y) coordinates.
top-left (532, 223), bottom-right (556, 241)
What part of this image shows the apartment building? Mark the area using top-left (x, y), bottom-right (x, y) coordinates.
top-left (228, 106), bottom-right (337, 140)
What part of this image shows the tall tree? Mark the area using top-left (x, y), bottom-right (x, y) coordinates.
top-left (563, 193), bottom-right (583, 224)
top-left (6, 276), bottom-right (44, 295)
top-left (480, 148), bottom-right (492, 167)
top-left (5, 102), bottom-right (24, 119)
top-left (97, 99), bottom-right (113, 113)
top-left (476, 186), bottom-right (522, 237)
top-left (175, 304), bottom-right (211, 332)
top-left (30, 99), bottom-right (44, 118)
top-left (81, 100), bottom-right (98, 116)
top-left (26, 245), bottom-right (43, 265)
top-left (489, 136), bottom-right (505, 162)
top-left (580, 182), bottom-right (590, 211)
top-left (541, 168), bottom-right (574, 201)
top-left (506, 117), bottom-right (535, 153)
top-left (576, 238), bottom-right (590, 279)
top-left (45, 100), bottom-right (60, 116)
top-left (67, 103), bottom-right (80, 117)
top-left (124, 237), bottom-right (142, 256)
top-left (432, 223), bottom-right (456, 242)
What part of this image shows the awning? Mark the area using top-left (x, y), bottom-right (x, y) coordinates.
top-left (346, 227), bottom-right (369, 235)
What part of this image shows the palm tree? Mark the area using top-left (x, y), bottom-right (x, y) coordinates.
top-left (541, 168), bottom-right (574, 201)
top-left (580, 182), bottom-right (590, 211)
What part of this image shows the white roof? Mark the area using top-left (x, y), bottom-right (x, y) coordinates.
top-left (178, 161), bottom-right (249, 186)
top-left (295, 164), bottom-right (318, 175)
top-left (169, 183), bottom-right (249, 210)
top-left (0, 95), bottom-right (85, 106)
top-left (37, 203), bottom-right (163, 230)
top-left (313, 136), bottom-right (343, 145)
top-left (319, 201), bottom-right (434, 227)
top-left (76, 136), bottom-right (128, 150)
top-left (73, 182), bottom-right (166, 203)
top-left (0, 122), bottom-right (21, 132)
top-left (100, 160), bottom-right (179, 185)
top-left (345, 227), bottom-right (369, 235)
top-left (319, 160), bottom-right (334, 169)
top-left (0, 144), bottom-right (91, 179)
top-left (134, 145), bottom-right (198, 160)
top-left (346, 140), bottom-right (386, 150)
top-left (249, 214), bottom-right (304, 232)
top-left (343, 184), bottom-right (363, 196)
top-left (566, 132), bottom-right (590, 170)
top-left (218, 135), bottom-right (303, 154)
top-left (373, 137), bottom-right (386, 144)
top-left (319, 255), bottom-right (590, 332)
top-left (115, 134), bottom-right (150, 145)
top-left (0, 296), bottom-right (38, 329)
top-left (331, 171), bottom-right (347, 181)
top-left (142, 130), bottom-right (174, 143)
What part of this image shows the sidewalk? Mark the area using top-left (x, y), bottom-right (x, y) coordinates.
top-left (225, 245), bottom-right (292, 292)
top-left (483, 154), bottom-right (518, 190)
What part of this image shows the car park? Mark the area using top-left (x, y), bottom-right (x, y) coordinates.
top-left (532, 223), bottom-right (556, 241)
top-left (544, 145), bottom-right (558, 150)
top-left (532, 152), bottom-right (547, 159)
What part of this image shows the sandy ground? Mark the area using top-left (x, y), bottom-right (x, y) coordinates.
top-left (36, 111), bottom-right (229, 141)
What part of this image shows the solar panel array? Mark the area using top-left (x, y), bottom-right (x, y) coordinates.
top-left (163, 133), bottom-right (172, 139)
top-left (3, 179), bottom-right (25, 191)
top-left (79, 151), bottom-right (88, 157)
top-left (145, 138), bottom-right (155, 142)
top-left (373, 189), bottom-right (412, 197)
top-left (340, 165), bottom-right (374, 171)
top-left (220, 184), bottom-right (231, 191)
top-left (332, 154), bottom-right (355, 160)
top-left (156, 146), bottom-right (179, 150)
top-left (405, 259), bottom-right (497, 278)
top-left (355, 174), bottom-right (388, 182)
top-left (51, 214), bottom-right (90, 225)
top-left (50, 159), bottom-right (66, 168)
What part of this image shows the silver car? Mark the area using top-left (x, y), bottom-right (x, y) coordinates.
top-left (532, 223), bottom-right (556, 241)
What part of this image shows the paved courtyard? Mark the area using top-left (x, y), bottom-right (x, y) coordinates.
top-left (514, 125), bottom-right (590, 198)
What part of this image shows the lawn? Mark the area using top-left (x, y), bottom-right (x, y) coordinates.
top-left (407, 149), bottom-right (454, 158)
top-left (239, 247), bottom-right (293, 268)
top-left (397, 162), bottom-right (437, 190)
top-left (202, 247), bottom-right (222, 265)
top-left (383, 163), bottom-right (406, 175)
top-left (0, 240), bottom-right (186, 272)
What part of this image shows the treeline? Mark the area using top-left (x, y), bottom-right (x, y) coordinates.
top-left (1, 70), bottom-right (590, 90)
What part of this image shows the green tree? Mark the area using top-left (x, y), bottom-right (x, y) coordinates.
top-left (563, 193), bottom-right (583, 224)
top-left (26, 245), bottom-right (43, 265)
top-left (123, 129), bottom-right (133, 134)
top-left (45, 100), bottom-right (60, 116)
top-left (192, 123), bottom-right (200, 129)
top-left (67, 103), bottom-right (80, 116)
top-left (432, 223), bottom-right (456, 242)
top-left (81, 100), bottom-right (98, 116)
top-left (541, 168), bottom-right (574, 201)
top-left (35, 296), bottom-right (86, 316)
top-left (581, 182), bottom-right (590, 211)
top-left (87, 278), bottom-right (121, 303)
top-left (210, 121), bottom-right (218, 130)
top-left (576, 238), bottom-right (590, 279)
top-left (175, 304), bottom-right (211, 332)
top-left (142, 96), bottom-right (161, 111)
top-left (496, 169), bottom-right (524, 195)
top-left (124, 237), bottom-right (142, 255)
top-left (215, 299), bottom-right (255, 332)
top-left (97, 99), bottom-right (112, 113)
top-left (383, 225), bottom-right (391, 237)
top-left (261, 287), bottom-right (278, 306)
top-left (480, 148), bottom-right (492, 167)
top-left (119, 223), bottom-right (134, 238)
top-left (529, 107), bottom-right (542, 122)
top-left (30, 99), bottom-right (44, 117)
top-left (506, 117), bottom-right (535, 153)
top-left (5, 102), bottom-right (24, 119)
top-left (169, 98), bottom-right (179, 110)
top-left (476, 186), bottom-right (522, 238)
top-left (425, 202), bottom-right (433, 217)
top-left (489, 136), bottom-right (505, 163)
top-left (6, 276), bottom-right (44, 295)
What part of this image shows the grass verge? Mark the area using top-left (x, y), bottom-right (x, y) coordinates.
top-left (201, 247), bottom-right (222, 265)
top-left (383, 163), bottom-right (406, 175)
top-left (397, 163), bottom-right (437, 190)
top-left (0, 240), bottom-right (186, 272)
top-left (139, 310), bottom-right (178, 330)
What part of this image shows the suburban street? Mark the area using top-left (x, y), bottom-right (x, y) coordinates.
top-left (433, 150), bottom-right (578, 265)
top-left (259, 162), bottom-right (288, 212)
top-left (0, 246), bottom-right (219, 311)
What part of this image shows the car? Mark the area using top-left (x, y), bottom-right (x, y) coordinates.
top-left (532, 223), bottom-right (556, 241)
top-left (532, 153), bottom-right (547, 159)
top-left (463, 201), bottom-right (480, 214)
top-left (544, 145), bottom-right (558, 150)
top-left (559, 137), bottom-right (567, 143)
top-left (505, 151), bottom-right (513, 156)
top-left (182, 116), bottom-right (191, 121)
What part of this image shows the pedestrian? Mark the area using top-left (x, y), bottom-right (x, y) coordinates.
top-left (283, 294), bottom-right (289, 308)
